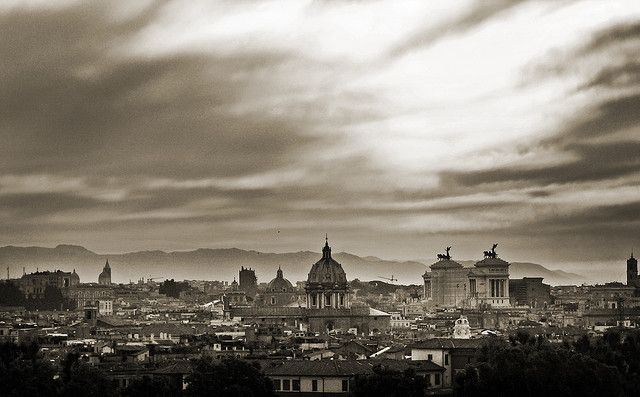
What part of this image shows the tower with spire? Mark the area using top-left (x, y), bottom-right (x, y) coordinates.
top-left (98, 259), bottom-right (112, 286)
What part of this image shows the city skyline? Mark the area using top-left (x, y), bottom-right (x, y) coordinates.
top-left (1, 1), bottom-right (639, 273)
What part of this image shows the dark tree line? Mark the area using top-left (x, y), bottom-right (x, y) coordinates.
top-left (0, 281), bottom-right (24, 306)
top-left (0, 342), bottom-right (274, 397)
top-left (454, 329), bottom-right (640, 397)
top-left (186, 357), bottom-right (275, 397)
top-left (5, 331), bottom-right (640, 397)
top-left (352, 366), bottom-right (429, 397)
top-left (158, 279), bottom-right (191, 298)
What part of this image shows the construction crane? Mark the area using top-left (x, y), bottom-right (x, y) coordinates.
top-left (147, 277), bottom-right (165, 282)
top-left (378, 275), bottom-right (397, 283)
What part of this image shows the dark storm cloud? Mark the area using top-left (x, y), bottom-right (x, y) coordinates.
top-left (580, 61), bottom-right (640, 90)
top-left (515, 201), bottom-right (640, 236)
top-left (572, 22), bottom-right (640, 92)
top-left (442, 139), bottom-right (640, 187)
top-left (0, 2), bottom-right (315, 178)
top-left (0, 193), bottom-right (99, 218)
top-left (582, 21), bottom-right (640, 54)
top-left (524, 21), bottom-right (640, 91)
top-left (389, 0), bottom-right (527, 57)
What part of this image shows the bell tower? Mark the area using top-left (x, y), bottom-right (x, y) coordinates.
top-left (627, 253), bottom-right (638, 287)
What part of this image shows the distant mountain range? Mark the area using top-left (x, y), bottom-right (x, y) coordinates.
top-left (0, 244), bottom-right (585, 286)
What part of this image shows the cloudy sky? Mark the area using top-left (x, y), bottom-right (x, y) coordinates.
top-left (1, 0), bottom-right (639, 276)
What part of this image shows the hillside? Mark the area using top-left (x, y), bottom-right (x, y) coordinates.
top-left (0, 244), bottom-right (585, 286)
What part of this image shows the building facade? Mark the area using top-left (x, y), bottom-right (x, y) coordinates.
top-left (509, 277), bottom-right (551, 308)
top-left (69, 284), bottom-right (114, 315)
top-left (423, 246), bottom-right (510, 308)
top-left (18, 270), bottom-right (80, 300)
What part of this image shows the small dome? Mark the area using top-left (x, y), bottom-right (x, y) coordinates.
top-left (268, 267), bottom-right (294, 292)
top-left (306, 238), bottom-right (348, 287)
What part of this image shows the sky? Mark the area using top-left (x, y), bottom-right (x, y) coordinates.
top-left (0, 0), bottom-right (639, 277)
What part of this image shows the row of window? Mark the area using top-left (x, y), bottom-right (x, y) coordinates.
top-left (273, 379), bottom-right (349, 392)
top-left (273, 379), bottom-right (300, 391)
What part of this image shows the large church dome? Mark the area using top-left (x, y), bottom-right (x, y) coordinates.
top-left (306, 238), bottom-right (348, 287)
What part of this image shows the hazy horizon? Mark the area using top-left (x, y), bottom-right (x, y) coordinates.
top-left (1, 241), bottom-right (628, 286)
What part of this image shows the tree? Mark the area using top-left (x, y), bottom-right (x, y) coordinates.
top-left (121, 375), bottom-right (178, 397)
top-left (0, 342), bottom-right (58, 397)
top-left (186, 357), bottom-right (275, 397)
top-left (352, 366), bottom-right (428, 397)
top-left (43, 285), bottom-right (66, 310)
top-left (0, 281), bottom-right (25, 306)
top-left (454, 337), bottom-right (624, 397)
top-left (59, 352), bottom-right (116, 397)
top-left (159, 279), bottom-right (190, 298)
top-left (573, 329), bottom-right (640, 396)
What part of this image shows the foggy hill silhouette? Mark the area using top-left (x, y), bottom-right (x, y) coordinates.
top-left (0, 244), bottom-right (584, 286)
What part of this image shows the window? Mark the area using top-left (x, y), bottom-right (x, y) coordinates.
top-left (312, 379), bottom-right (318, 391)
top-left (427, 354), bottom-right (433, 361)
top-left (325, 293), bottom-right (331, 306)
top-left (444, 354), bottom-right (449, 365)
top-left (292, 380), bottom-right (300, 391)
top-left (434, 374), bottom-right (441, 386)
top-left (270, 297), bottom-right (276, 305)
top-left (311, 294), bottom-right (317, 306)
top-left (342, 379), bottom-right (349, 392)
top-left (283, 379), bottom-right (290, 391)
top-left (273, 380), bottom-right (281, 390)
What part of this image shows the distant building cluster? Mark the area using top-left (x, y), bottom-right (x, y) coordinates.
top-left (225, 238), bottom-right (390, 335)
